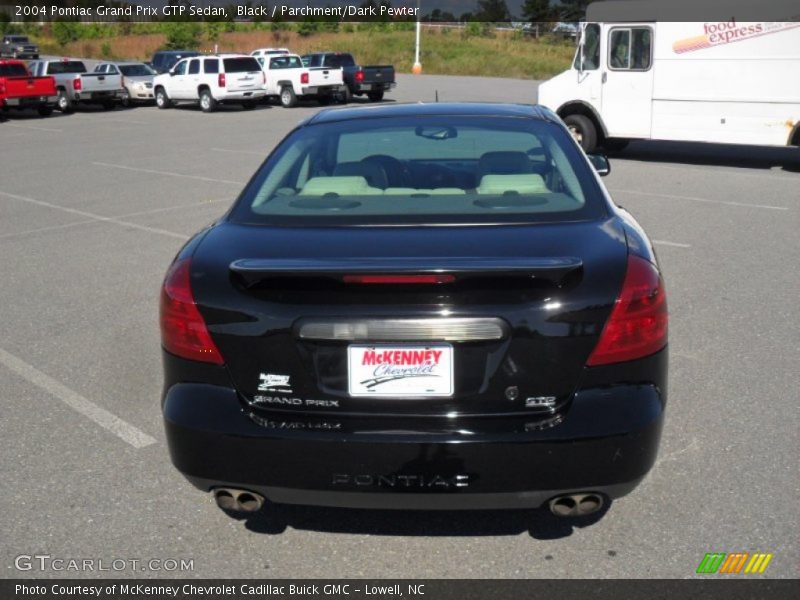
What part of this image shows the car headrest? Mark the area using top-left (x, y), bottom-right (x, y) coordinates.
top-left (299, 176), bottom-right (382, 196)
top-left (333, 161), bottom-right (388, 189)
top-left (478, 151), bottom-right (534, 177)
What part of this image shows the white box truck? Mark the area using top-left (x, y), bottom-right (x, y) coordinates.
top-left (538, 1), bottom-right (800, 152)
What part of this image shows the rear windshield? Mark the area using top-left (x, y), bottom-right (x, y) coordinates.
top-left (0, 63), bottom-right (29, 76)
top-left (46, 61), bottom-right (87, 74)
top-left (269, 56), bottom-right (303, 69)
top-left (322, 54), bottom-right (355, 68)
top-left (119, 64), bottom-right (155, 76)
top-left (223, 57), bottom-right (261, 73)
top-left (229, 115), bottom-right (607, 226)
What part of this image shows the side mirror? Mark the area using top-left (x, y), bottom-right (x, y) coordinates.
top-left (588, 153), bottom-right (610, 176)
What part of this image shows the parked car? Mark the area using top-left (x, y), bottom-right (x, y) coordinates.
top-left (0, 59), bottom-right (57, 116)
top-left (160, 102), bottom-right (668, 518)
top-left (27, 59), bottom-right (124, 112)
top-left (95, 61), bottom-right (157, 106)
top-left (153, 54), bottom-right (266, 113)
top-left (151, 50), bottom-right (200, 75)
top-left (251, 47), bottom-right (290, 67)
top-left (1, 35), bottom-right (39, 59)
top-left (261, 53), bottom-right (346, 107)
top-left (301, 52), bottom-right (395, 102)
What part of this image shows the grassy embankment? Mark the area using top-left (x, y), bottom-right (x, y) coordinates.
top-left (40, 27), bottom-right (574, 80)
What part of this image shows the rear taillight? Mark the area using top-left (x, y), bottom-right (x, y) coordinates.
top-left (301, 72), bottom-right (309, 84)
top-left (72, 77), bottom-right (81, 91)
top-left (342, 274), bottom-right (456, 285)
top-left (159, 258), bottom-right (224, 365)
top-left (587, 255), bottom-right (668, 366)
top-left (355, 70), bottom-right (365, 83)
top-left (218, 73), bottom-right (226, 88)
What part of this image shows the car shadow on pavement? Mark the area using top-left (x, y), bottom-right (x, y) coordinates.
top-left (609, 140), bottom-right (800, 173)
top-left (222, 501), bottom-right (611, 540)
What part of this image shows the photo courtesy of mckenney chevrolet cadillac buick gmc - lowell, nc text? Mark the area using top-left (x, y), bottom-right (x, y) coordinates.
top-left (159, 102), bottom-right (668, 518)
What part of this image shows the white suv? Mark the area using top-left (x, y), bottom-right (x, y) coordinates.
top-left (153, 54), bottom-right (266, 112)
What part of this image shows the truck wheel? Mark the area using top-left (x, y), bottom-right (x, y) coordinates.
top-left (563, 114), bottom-right (597, 153)
top-left (199, 88), bottom-right (217, 113)
top-left (342, 86), bottom-right (352, 104)
top-left (155, 88), bottom-right (172, 109)
top-left (57, 90), bottom-right (73, 114)
top-left (367, 91), bottom-right (384, 102)
top-left (120, 88), bottom-right (131, 108)
top-left (37, 105), bottom-right (53, 117)
top-left (280, 86), bottom-right (297, 108)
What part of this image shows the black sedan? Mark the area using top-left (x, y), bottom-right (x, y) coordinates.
top-left (160, 103), bottom-right (667, 518)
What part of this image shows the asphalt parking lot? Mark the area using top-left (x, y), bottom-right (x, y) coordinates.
top-left (1, 73), bottom-right (798, 579)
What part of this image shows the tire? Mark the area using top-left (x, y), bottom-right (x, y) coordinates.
top-left (342, 85), bottom-right (353, 104)
top-left (279, 86), bottom-right (297, 108)
top-left (603, 138), bottom-right (630, 152)
top-left (37, 105), bottom-right (53, 117)
top-left (563, 114), bottom-right (597, 153)
top-left (155, 87), bottom-right (171, 109)
top-left (56, 90), bottom-right (73, 114)
top-left (241, 100), bottom-right (256, 110)
top-left (367, 90), bottom-right (384, 102)
top-left (120, 88), bottom-right (131, 108)
top-left (199, 88), bottom-right (217, 113)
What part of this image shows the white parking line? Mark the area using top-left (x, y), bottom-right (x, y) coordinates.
top-left (653, 240), bottom-right (692, 248)
top-left (0, 190), bottom-right (189, 240)
top-left (211, 147), bottom-right (265, 156)
top-left (93, 162), bottom-right (245, 185)
top-left (3, 123), bottom-right (63, 133)
top-left (0, 347), bottom-right (157, 449)
top-left (610, 188), bottom-right (789, 211)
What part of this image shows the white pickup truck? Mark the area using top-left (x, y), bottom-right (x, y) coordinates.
top-left (153, 54), bottom-right (266, 113)
top-left (27, 59), bottom-right (124, 112)
top-left (261, 54), bottom-right (346, 108)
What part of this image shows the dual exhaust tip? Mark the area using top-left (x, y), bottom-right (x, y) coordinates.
top-left (213, 488), bottom-right (265, 513)
top-left (212, 488), bottom-right (603, 517)
top-left (548, 493), bottom-right (604, 517)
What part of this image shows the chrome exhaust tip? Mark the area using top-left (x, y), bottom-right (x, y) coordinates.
top-left (548, 493), bottom-right (604, 517)
top-left (213, 488), bottom-right (265, 513)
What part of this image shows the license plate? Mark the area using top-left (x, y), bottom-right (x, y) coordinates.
top-left (360, 84), bottom-right (372, 91)
top-left (348, 344), bottom-right (453, 397)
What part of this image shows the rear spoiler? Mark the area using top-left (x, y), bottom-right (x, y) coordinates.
top-left (229, 257), bottom-right (582, 287)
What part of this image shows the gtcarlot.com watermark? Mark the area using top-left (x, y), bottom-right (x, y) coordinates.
top-left (14, 554), bottom-right (194, 573)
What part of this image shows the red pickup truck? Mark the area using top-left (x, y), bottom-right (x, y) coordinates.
top-left (0, 59), bottom-right (58, 117)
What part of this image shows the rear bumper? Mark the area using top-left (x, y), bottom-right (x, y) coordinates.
top-left (163, 355), bottom-right (666, 510)
top-left (302, 84), bottom-right (347, 96)
top-left (353, 82), bottom-right (395, 93)
top-left (74, 89), bottom-right (124, 102)
top-left (217, 90), bottom-right (267, 102)
top-left (2, 94), bottom-right (57, 108)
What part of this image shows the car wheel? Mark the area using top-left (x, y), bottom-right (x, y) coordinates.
top-left (57, 90), bottom-right (73, 114)
top-left (280, 86), bottom-right (297, 108)
top-left (563, 114), bottom-right (598, 153)
top-left (241, 100), bottom-right (256, 110)
top-left (37, 105), bottom-right (53, 117)
top-left (120, 88), bottom-right (131, 108)
top-left (199, 88), bottom-right (217, 113)
top-left (155, 88), bottom-right (171, 109)
top-left (367, 91), bottom-right (384, 102)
